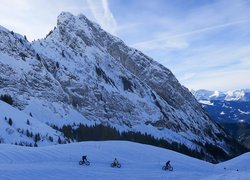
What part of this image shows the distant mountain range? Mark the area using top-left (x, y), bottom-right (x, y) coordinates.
top-left (192, 89), bottom-right (250, 123)
top-left (192, 89), bottom-right (250, 102)
top-left (192, 89), bottom-right (250, 149)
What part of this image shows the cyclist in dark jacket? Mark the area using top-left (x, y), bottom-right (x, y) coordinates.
top-left (113, 158), bottom-right (119, 166)
top-left (166, 160), bottom-right (170, 168)
top-left (82, 155), bottom-right (87, 162)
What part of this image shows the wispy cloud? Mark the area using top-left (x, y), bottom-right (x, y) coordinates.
top-left (166, 43), bottom-right (250, 90)
top-left (133, 39), bottom-right (189, 51)
top-left (86, 0), bottom-right (117, 34)
top-left (0, 0), bottom-right (118, 40)
top-left (185, 69), bottom-right (250, 91)
top-left (133, 19), bottom-right (250, 51)
top-left (124, 0), bottom-right (250, 90)
top-left (0, 0), bottom-right (93, 40)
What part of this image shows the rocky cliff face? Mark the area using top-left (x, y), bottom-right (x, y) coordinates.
top-left (0, 26), bottom-right (67, 108)
top-left (0, 12), bottom-right (244, 160)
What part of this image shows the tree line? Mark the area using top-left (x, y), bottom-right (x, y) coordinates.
top-left (59, 124), bottom-right (210, 161)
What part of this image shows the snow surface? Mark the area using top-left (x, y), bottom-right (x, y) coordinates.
top-left (238, 109), bottom-right (250, 115)
top-left (23, 99), bottom-right (96, 127)
top-left (0, 101), bottom-right (64, 145)
top-left (0, 141), bottom-right (249, 180)
top-left (198, 100), bottom-right (214, 106)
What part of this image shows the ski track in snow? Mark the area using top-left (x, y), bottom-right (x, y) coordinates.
top-left (0, 141), bottom-right (249, 180)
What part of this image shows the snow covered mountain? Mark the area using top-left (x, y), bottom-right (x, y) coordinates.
top-left (0, 12), bottom-right (245, 161)
top-left (192, 89), bottom-right (250, 102)
top-left (192, 89), bottom-right (250, 123)
top-left (0, 141), bottom-right (249, 180)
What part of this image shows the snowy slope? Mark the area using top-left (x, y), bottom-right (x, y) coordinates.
top-left (0, 141), bottom-right (249, 180)
top-left (30, 12), bottom-right (235, 153)
top-left (0, 12), bottom-right (244, 160)
top-left (0, 101), bottom-right (64, 146)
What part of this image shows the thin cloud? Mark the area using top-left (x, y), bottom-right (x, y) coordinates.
top-left (185, 69), bottom-right (250, 91)
top-left (127, 0), bottom-right (250, 90)
top-left (168, 44), bottom-right (250, 89)
top-left (163, 19), bottom-right (250, 39)
top-left (133, 19), bottom-right (250, 51)
top-left (134, 39), bottom-right (189, 51)
top-left (0, 0), bottom-right (93, 40)
top-left (87, 0), bottom-right (117, 34)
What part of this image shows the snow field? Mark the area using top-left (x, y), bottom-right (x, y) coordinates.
top-left (0, 141), bottom-right (249, 180)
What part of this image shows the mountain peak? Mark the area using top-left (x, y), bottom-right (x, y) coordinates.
top-left (57, 12), bottom-right (93, 26)
top-left (57, 11), bottom-right (74, 21)
top-left (53, 12), bottom-right (109, 49)
top-left (57, 12), bottom-right (92, 28)
top-left (56, 11), bottom-right (101, 36)
top-left (1, 12), bottom-right (244, 161)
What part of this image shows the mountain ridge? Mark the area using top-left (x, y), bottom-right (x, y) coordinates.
top-left (192, 89), bottom-right (250, 149)
top-left (0, 12), bottom-right (245, 161)
top-left (192, 89), bottom-right (250, 102)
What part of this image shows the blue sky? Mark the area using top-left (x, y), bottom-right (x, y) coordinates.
top-left (0, 0), bottom-right (250, 91)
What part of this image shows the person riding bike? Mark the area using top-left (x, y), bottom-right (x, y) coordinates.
top-left (79, 155), bottom-right (90, 166)
top-left (162, 160), bottom-right (173, 171)
top-left (113, 158), bottom-right (119, 166)
top-left (82, 155), bottom-right (87, 163)
top-left (166, 160), bottom-right (171, 168)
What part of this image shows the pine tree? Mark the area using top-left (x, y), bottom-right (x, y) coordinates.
top-left (58, 137), bottom-right (62, 144)
top-left (48, 136), bottom-right (53, 142)
top-left (0, 94), bottom-right (13, 105)
top-left (26, 130), bottom-right (30, 137)
top-left (62, 125), bottom-right (73, 139)
top-left (8, 118), bottom-right (13, 126)
top-left (34, 133), bottom-right (41, 142)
